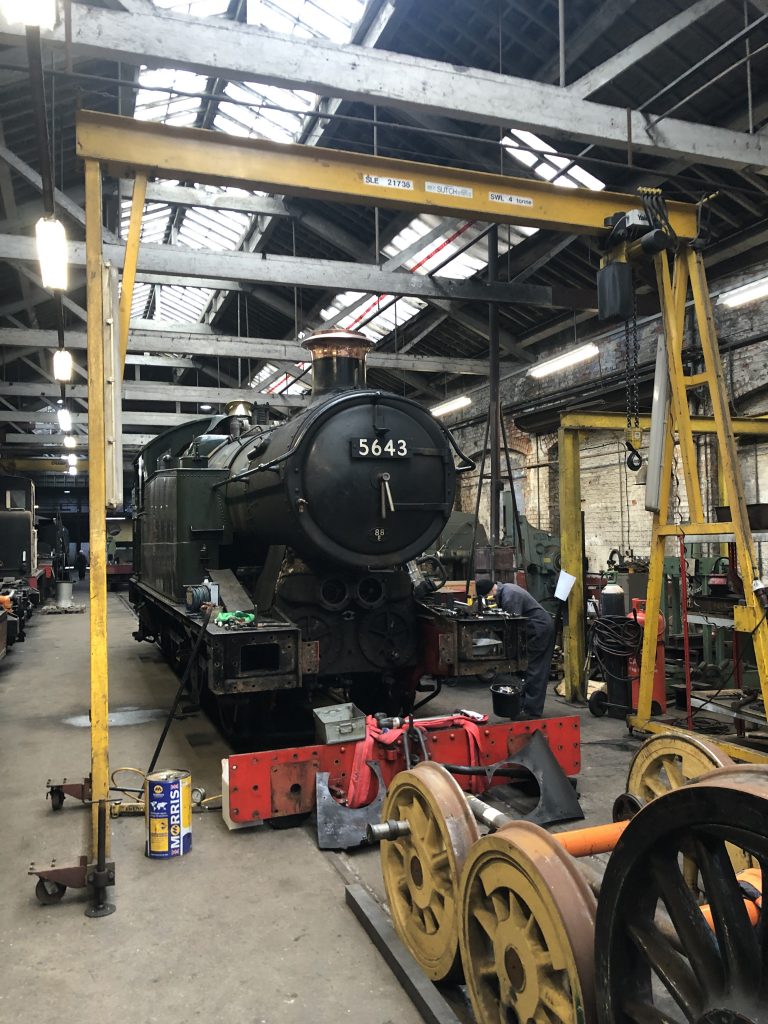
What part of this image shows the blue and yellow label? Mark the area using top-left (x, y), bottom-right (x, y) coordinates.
top-left (145, 771), bottom-right (192, 858)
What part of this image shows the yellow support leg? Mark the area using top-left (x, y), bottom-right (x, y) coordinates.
top-left (84, 159), bottom-right (110, 861)
top-left (118, 172), bottom-right (146, 373)
top-left (687, 248), bottom-right (768, 712)
top-left (559, 425), bottom-right (585, 701)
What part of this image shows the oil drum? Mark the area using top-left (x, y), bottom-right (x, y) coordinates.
top-left (145, 769), bottom-right (192, 858)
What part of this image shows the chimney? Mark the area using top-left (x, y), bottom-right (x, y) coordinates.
top-left (302, 329), bottom-right (372, 400)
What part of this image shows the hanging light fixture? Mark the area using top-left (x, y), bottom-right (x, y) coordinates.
top-left (0, 0), bottom-right (57, 29)
top-left (52, 347), bottom-right (72, 382)
top-left (66, 453), bottom-right (78, 467)
top-left (57, 405), bottom-right (72, 432)
top-left (527, 342), bottom-right (599, 379)
top-left (35, 216), bottom-right (68, 290)
top-left (63, 435), bottom-right (76, 450)
top-left (67, 465), bottom-right (77, 476)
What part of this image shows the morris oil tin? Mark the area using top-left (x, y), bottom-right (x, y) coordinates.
top-left (145, 769), bottom-right (192, 858)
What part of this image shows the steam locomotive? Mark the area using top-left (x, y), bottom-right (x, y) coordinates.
top-left (0, 475), bottom-right (67, 656)
top-left (130, 331), bottom-right (526, 740)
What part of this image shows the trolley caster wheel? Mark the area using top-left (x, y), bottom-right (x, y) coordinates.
top-left (35, 878), bottom-right (66, 905)
top-left (588, 689), bottom-right (608, 717)
top-left (49, 788), bottom-right (65, 811)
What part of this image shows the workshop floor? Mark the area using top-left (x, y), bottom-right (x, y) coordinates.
top-left (0, 582), bottom-right (643, 1024)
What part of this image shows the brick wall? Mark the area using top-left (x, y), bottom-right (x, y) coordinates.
top-left (448, 258), bottom-right (768, 571)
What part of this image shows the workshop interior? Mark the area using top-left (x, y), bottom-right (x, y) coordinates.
top-left (1, 2), bottom-right (768, 1022)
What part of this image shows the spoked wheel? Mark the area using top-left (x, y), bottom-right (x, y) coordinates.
top-left (595, 766), bottom-right (768, 1024)
top-left (626, 734), bottom-right (734, 803)
top-left (459, 821), bottom-right (597, 1024)
top-left (380, 761), bottom-right (479, 982)
top-left (625, 734), bottom-right (751, 881)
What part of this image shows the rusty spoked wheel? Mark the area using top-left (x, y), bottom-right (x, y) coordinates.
top-left (625, 734), bottom-right (734, 804)
top-left (459, 821), bottom-right (598, 1024)
top-left (595, 767), bottom-right (768, 1024)
top-left (380, 762), bottom-right (479, 982)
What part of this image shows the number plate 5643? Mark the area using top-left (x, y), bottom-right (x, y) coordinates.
top-left (351, 438), bottom-right (410, 458)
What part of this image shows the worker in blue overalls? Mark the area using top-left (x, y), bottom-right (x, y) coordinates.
top-left (476, 578), bottom-right (555, 720)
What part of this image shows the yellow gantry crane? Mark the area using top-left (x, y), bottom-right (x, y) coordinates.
top-left (39, 112), bottom-right (766, 910)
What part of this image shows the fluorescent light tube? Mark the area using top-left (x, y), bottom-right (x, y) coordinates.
top-left (527, 342), bottom-right (599, 379)
top-left (63, 435), bottom-right (76, 449)
top-left (431, 395), bottom-right (471, 418)
top-left (718, 277), bottom-right (768, 309)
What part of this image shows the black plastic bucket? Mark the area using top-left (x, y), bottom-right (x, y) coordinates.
top-left (490, 679), bottom-right (523, 719)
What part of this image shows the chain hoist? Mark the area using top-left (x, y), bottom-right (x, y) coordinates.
top-left (624, 272), bottom-right (643, 471)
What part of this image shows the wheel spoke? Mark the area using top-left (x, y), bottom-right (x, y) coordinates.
top-left (620, 998), bottom-right (685, 1024)
top-left (650, 851), bottom-right (724, 995)
top-left (693, 835), bottom-right (761, 990)
top-left (627, 920), bottom-right (702, 1021)
top-left (473, 906), bottom-right (498, 941)
top-left (661, 756), bottom-right (685, 790)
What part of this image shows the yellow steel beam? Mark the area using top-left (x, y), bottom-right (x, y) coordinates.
top-left (76, 111), bottom-right (701, 239)
top-left (626, 718), bottom-right (768, 764)
top-left (118, 171), bottom-right (147, 372)
top-left (560, 411), bottom-right (768, 436)
top-left (558, 424), bottom-right (585, 702)
top-left (84, 158), bottom-right (110, 862)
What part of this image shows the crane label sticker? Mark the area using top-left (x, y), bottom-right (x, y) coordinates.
top-left (352, 438), bottom-right (410, 458)
top-left (363, 173), bottom-right (414, 191)
top-left (488, 191), bottom-right (534, 208)
top-left (425, 181), bottom-right (474, 199)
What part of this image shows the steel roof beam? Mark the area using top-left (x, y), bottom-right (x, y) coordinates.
top-left (0, 233), bottom-right (599, 310)
top-left (115, 180), bottom-right (290, 218)
top-left (0, 408), bottom-right (211, 427)
top-left (0, 326), bottom-right (489, 376)
top-left (568, 0), bottom-right (727, 99)
top-left (2, 8), bottom-right (764, 170)
top-left (0, 379), bottom-right (308, 408)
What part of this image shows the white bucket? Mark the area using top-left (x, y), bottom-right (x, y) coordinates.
top-left (56, 581), bottom-right (74, 608)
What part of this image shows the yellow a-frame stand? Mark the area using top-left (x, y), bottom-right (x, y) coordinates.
top-left (629, 245), bottom-right (768, 761)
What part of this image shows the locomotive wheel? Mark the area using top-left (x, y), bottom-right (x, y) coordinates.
top-left (595, 767), bottom-right (768, 1024)
top-left (459, 821), bottom-right (597, 1024)
top-left (625, 734), bottom-right (752, 881)
top-left (380, 761), bottom-right (479, 982)
top-left (626, 733), bottom-right (734, 804)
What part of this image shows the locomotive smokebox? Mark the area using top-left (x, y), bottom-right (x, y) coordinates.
top-left (303, 329), bottom-right (371, 400)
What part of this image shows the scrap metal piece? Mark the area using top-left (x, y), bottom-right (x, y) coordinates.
top-left (487, 729), bottom-right (584, 828)
top-left (315, 760), bottom-right (386, 850)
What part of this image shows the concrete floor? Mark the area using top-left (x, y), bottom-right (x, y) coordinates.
top-left (0, 581), bottom-right (644, 1024)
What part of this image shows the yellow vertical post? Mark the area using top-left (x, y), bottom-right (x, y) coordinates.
top-left (84, 158), bottom-right (110, 860)
top-left (559, 424), bottom-right (585, 701)
top-left (655, 252), bottom-right (704, 523)
top-left (634, 421), bottom-right (675, 723)
top-left (118, 173), bottom-right (147, 373)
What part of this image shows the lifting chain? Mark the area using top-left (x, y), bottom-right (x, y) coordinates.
top-left (624, 276), bottom-right (643, 472)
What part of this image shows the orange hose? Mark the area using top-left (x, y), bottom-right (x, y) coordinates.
top-left (700, 868), bottom-right (763, 929)
top-left (552, 820), bottom-right (629, 857)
